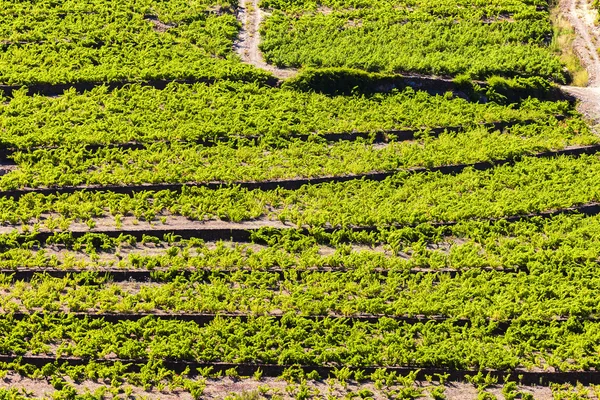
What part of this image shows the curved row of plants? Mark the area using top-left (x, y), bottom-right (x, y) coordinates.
top-left (2, 119), bottom-right (594, 189)
top-left (2, 265), bottom-right (600, 320)
top-left (0, 314), bottom-right (599, 373)
top-left (0, 83), bottom-right (568, 148)
top-left (0, 211), bottom-right (598, 273)
top-left (0, 155), bottom-right (599, 229)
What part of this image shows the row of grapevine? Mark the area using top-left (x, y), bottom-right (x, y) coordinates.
top-left (0, 83), bottom-right (568, 148)
top-left (0, 121), bottom-right (594, 190)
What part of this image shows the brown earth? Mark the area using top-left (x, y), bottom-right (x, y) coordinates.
top-left (0, 374), bottom-right (558, 399)
top-left (234, 0), bottom-right (297, 79)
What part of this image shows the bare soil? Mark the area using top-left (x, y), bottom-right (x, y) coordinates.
top-left (144, 15), bottom-right (176, 33)
top-left (0, 375), bottom-right (558, 399)
top-left (0, 373), bottom-right (190, 399)
top-left (0, 164), bottom-right (16, 177)
top-left (561, 85), bottom-right (600, 125)
top-left (0, 215), bottom-right (289, 235)
top-left (234, 0), bottom-right (298, 79)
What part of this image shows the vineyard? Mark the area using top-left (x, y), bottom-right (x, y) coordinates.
top-left (258, 0), bottom-right (565, 80)
top-left (1, 0), bottom-right (600, 399)
top-left (0, 0), bottom-right (272, 86)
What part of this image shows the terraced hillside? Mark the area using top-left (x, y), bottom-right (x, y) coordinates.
top-left (1, 0), bottom-right (600, 399)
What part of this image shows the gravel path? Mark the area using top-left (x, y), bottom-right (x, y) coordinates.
top-left (234, 0), bottom-right (297, 79)
top-left (559, 0), bottom-right (600, 125)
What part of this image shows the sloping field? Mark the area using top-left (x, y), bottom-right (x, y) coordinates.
top-left (258, 0), bottom-right (564, 80)
top-left (1, 0), bottom-right (600, 399)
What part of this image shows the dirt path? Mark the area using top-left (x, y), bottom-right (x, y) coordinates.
top-left (561, 85), bottom-right (600, 123)
top-left (234, 0), bottom-right (297, 79)
top-left (559, 0), bottom-right (600, 125)
top-left (561, 0), bottom-right (600, 85)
